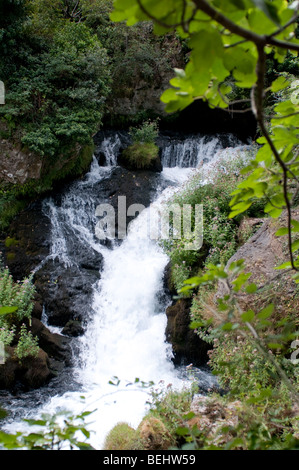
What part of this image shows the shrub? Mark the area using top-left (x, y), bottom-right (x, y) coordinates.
top-left (160, 153), bottom-right (260, 292)
top-left (1, 21), bottom-right (111, 159)
top-left (0, 267), bottom-right (35, 324)
top-left (122, 142), bottom-right (159, 169)
top-left (146, 385), bottom-right (195, 444)
top-left (0, 411), bottom-right (95, 450)
top-left (103, 422), bottom-right (140, 450)
top-left (15, 323), bottom-right (39, 360)
top-left (0, 324), bottom-right (16, 347)
top-left (0, 264), bottom-right (38, 360)
top-left (129, 119), bottom-right (159, 144)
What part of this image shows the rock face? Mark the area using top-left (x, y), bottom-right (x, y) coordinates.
top-left (216, 210), bottom-right (299, 313)
top-left (0, 200), bottom-right (51, 280)
top-left (0, 139), bottom-right (42, 185)
top-left (165, 298), bottom-right (211, 366)
top-left (0, 117), bottom-right (94, 194)
top-left (189, 395), bottom-right (241, 447)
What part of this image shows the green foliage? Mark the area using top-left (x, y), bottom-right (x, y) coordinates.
top-left (93, 4), bottom-right (183, 118)
top-left (0, 4), bottom-right (111, 159)
top-left (103, 422), bottom-right (140, 450)
top-left (181, 260), bottom-right (298, 401)
top-left (209, 335), bottom-right (284, 394)
top-left (0, 2), bottom-right (108, 227)
top-left (0, 266), bottom-right (35, 324)
top-left (0, 410), bottom-right (95, 450)
top-left (0, 264), bottom-right (38, 359)
top-left (146, 385), bottom-right (196, 444)
top-left (122, 142), bottom-right (159, 169)
top-left (15, 323), bottom-right (39, 360)
top-left (122, 119), bottom-right (160, 168)
top-left (129, 119), bottom-right (159, 144)
top-left (111, 0), bottom-right (298, 111)
top-left (160, 151), bottom-right (264, 291)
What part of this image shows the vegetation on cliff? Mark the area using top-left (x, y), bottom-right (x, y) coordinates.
top-left (0, 261), bottom-right (38, 360)
top-left (0, 0), bottom-right (182, 229)
top-left (121, 119), bottom-right (160, 170)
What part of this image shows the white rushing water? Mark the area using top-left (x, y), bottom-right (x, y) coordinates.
top-left (3, 132), bottom-right (249, 449)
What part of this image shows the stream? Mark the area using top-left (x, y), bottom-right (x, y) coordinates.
top-left (1, 131), bottom-right (250, 449)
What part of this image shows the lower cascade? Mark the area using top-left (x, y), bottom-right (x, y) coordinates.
top-left (2, 131), bottom-right (250, 449)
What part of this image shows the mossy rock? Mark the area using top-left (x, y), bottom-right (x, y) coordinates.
top-left (103, 422), bottom-right (141, 450)
top-left (4, 237), bottom-right (19, 248)
top-left (137, 417), bottom-right (175, 450)
top-left (120, 143), bottom-right (162, 172)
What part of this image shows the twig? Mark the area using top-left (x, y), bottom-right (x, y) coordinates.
top-left (224, 39), bottom-right (249, 49)
top-left (253, 46), bottom-right (299, 272)
top-left (271, 112), bottom-right (299, 120)
top-left (266, 8), bottom-right (299, 39)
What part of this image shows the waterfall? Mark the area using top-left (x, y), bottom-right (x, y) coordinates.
top-left (2, 131), bottom-right (244, 449)
top-left (99, 135), bottom-right (122, 167)
top-left (160, 133), bottom-right (241, 168)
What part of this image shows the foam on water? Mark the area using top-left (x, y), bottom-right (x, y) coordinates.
top-left (2, 132), bottom-right (249, 449)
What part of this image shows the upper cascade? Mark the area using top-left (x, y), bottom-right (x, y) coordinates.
top-left (95, 131), bottom-right (247, 169)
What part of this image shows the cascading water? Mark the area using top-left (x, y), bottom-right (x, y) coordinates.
top-left (1, 131), bottom-right (249, 449)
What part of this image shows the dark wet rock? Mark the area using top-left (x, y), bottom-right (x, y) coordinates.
top-left (0, 200), bottom-right (51, 280)
top-left (165, 298), bottom-right (210, 367)
top-left (0, 346), bottom-right (53, 391)
top-left (0, 319), bottom-right (72, 392)
top-left (62, 320), bottom-right (84, 338)
top-left (32, 300), bottom-right (43, 320)
top-left (162, 261), bottom-right (177, 297)
top-left (34, 259), bottom-right (97, 328)
top-left (93, 166), bottom-right (164, 240)
top-left (31, 318), bottom-right (72, 362)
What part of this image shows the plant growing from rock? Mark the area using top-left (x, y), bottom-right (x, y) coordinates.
top-left (0, 263), bottom-right (38, 359)
top-left (15, 323), bottom-right (39, 360)
top-left (122, 119), bottom-right (160, 169)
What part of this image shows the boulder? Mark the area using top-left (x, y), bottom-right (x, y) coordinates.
top-left (189, 395), bottom-right (241, 447)
top-left (138, 417), bottom-right (174, 450)
top-left (31, 318), bottom-right (72, 361)
top-left (62, 320), bottom-right (84, 338)
top-left (34, 260), bottom-right (97, 328)
top-left (0, 346), bottom-right (53, 391)
top-left (165, 298), bottom-right (211, 366)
